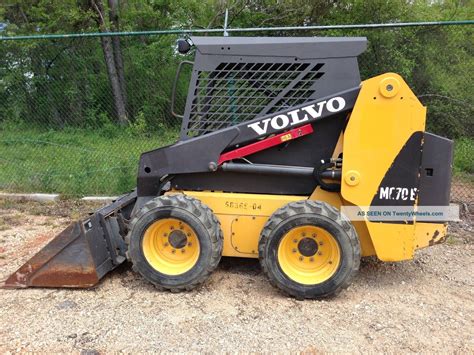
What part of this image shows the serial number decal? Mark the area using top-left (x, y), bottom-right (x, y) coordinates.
top-left (379, 187), bottom-right (418, 201)
top-left (280, 133), bottom-right (292, 142)
top-left (225, 201), bottom-right (262, 210)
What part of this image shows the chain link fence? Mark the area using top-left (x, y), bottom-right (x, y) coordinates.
top-left (0, 23), bottom-right (472, 202)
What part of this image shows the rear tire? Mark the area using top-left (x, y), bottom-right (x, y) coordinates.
top-left (259, 200), bottom-right (360, 299)
top-left (127, 194), bottom-right (223, 292)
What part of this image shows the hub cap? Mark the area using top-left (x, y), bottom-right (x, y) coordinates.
top-left (277, 225), bottom-right (341, 285)
top-left (298, 237), bottom-right (318, 257)
top-left (142, 218), bottom-right (200, 275)
top-left (169, 230), bottom-right (188, 249)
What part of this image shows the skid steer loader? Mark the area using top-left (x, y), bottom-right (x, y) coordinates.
top-left (4, 37), bottom-right (453, 299)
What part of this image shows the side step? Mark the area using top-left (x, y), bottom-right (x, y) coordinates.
top-left (4, 191), bottom-right (137, 288)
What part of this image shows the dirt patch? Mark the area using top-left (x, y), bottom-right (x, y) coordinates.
top-left (0, 198), bottom-right (105, 218)
top-left (0, 199), bottom-right (472, 353)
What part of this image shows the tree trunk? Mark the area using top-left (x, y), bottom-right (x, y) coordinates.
top-left (108, 0), bottom-right (127, 107)
top-left (91, 0), bottom-right (128, 126)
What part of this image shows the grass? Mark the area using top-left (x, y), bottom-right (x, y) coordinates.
top-left (0, 126), bottom-right (179, 196)
top-left (453, 137), bottom-right (474, 177)
top-left (0, 127), bottom-right (472, 196)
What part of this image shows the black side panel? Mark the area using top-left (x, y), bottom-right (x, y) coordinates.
top-left (173, 171), bottom-right (315, 195)
top-left (371, 132), bottom-right (424, 208)
top-left (172, 115), bottom-right (346, 195)
top-left (137, 88), bottom-right (359, 197)
top-left (137, 128), bottom-right (239, 196)
top-left (418, 133), bottom-right (453, 206)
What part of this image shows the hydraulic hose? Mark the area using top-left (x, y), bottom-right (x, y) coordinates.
top-left (314, 158), bottom-right (342, 192)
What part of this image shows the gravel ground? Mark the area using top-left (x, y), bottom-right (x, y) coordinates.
top-left (0, 199), bottom-right (473, 353)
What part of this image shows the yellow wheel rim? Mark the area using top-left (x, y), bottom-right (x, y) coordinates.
top-left (277, 225), bottom-right (341, 285)
top-left (142, 218), bottom-right (200, 275)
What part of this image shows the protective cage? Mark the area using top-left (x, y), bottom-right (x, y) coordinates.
top-left (180, 37), bottom-right (366, 139)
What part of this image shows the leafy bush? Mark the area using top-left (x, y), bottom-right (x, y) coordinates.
top-left (454, 138), bottom-right (474, 175)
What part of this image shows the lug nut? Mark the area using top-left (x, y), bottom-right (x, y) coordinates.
top-left (299, 256), bottom-right (304, 261)
top-left (318, 252), bottom-right (322, 256)
top-left (302, 232), bottom-right (306, 237)
top-left (163, 233), bottom-right (168, 237)
top-left (187, 233), bottom-right (191, 237)
top-left (312, 233), bottom-right (316, 238)
top-left (181, 249), bottom-right (185, 253)
top-left (170, 226), bottom-right (174, 230)
top-left (310, 257), bottom-right (314, 262)
top-left (164, 242), bottom-right (169, 247)
top-left (188, 242), bottom-right (192, 247)
top-left (319, 241), bottom-right (323, 246)
top-left (293, 239), bottom-right (298, 243)
top-left (172, 249), bottom-right (176, 254)
top-left (292, 248), bottom-right (297, 253)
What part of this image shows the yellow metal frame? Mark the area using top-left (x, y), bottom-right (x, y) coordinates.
top-left (172, 189), bottom-right (377, 259)
top-left (177, 191), bottom-right (305, 258)
top-left (341, 73), bottom-right (446, 261)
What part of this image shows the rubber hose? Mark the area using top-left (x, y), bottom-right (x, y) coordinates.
top-left (314, 160), bottom-right (341, 192)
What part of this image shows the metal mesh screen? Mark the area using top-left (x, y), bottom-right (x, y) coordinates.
top-left (185, 61), bottom-right (324, 137)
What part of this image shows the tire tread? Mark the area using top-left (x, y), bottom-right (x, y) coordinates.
top-left (259, 200), bottom-right (360, 299)
top-left (126, 194), bottom-right (223, 292)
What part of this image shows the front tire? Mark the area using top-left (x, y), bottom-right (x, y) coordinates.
top-left (127, 194), bottom-right (223, 292)
top-left (259, 200), bottom-right (360, 299)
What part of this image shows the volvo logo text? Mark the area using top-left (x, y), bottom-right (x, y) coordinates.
top-left (247, 96), bottom-right (346, 136)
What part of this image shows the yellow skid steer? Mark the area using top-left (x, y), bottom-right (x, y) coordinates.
top-left (5, 37), bottom-right (453, 299)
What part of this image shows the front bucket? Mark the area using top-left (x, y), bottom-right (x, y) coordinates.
top-left (4, 192), bottom-right (136, 288)
top-left (5, 221), bottom-right (102, 288)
